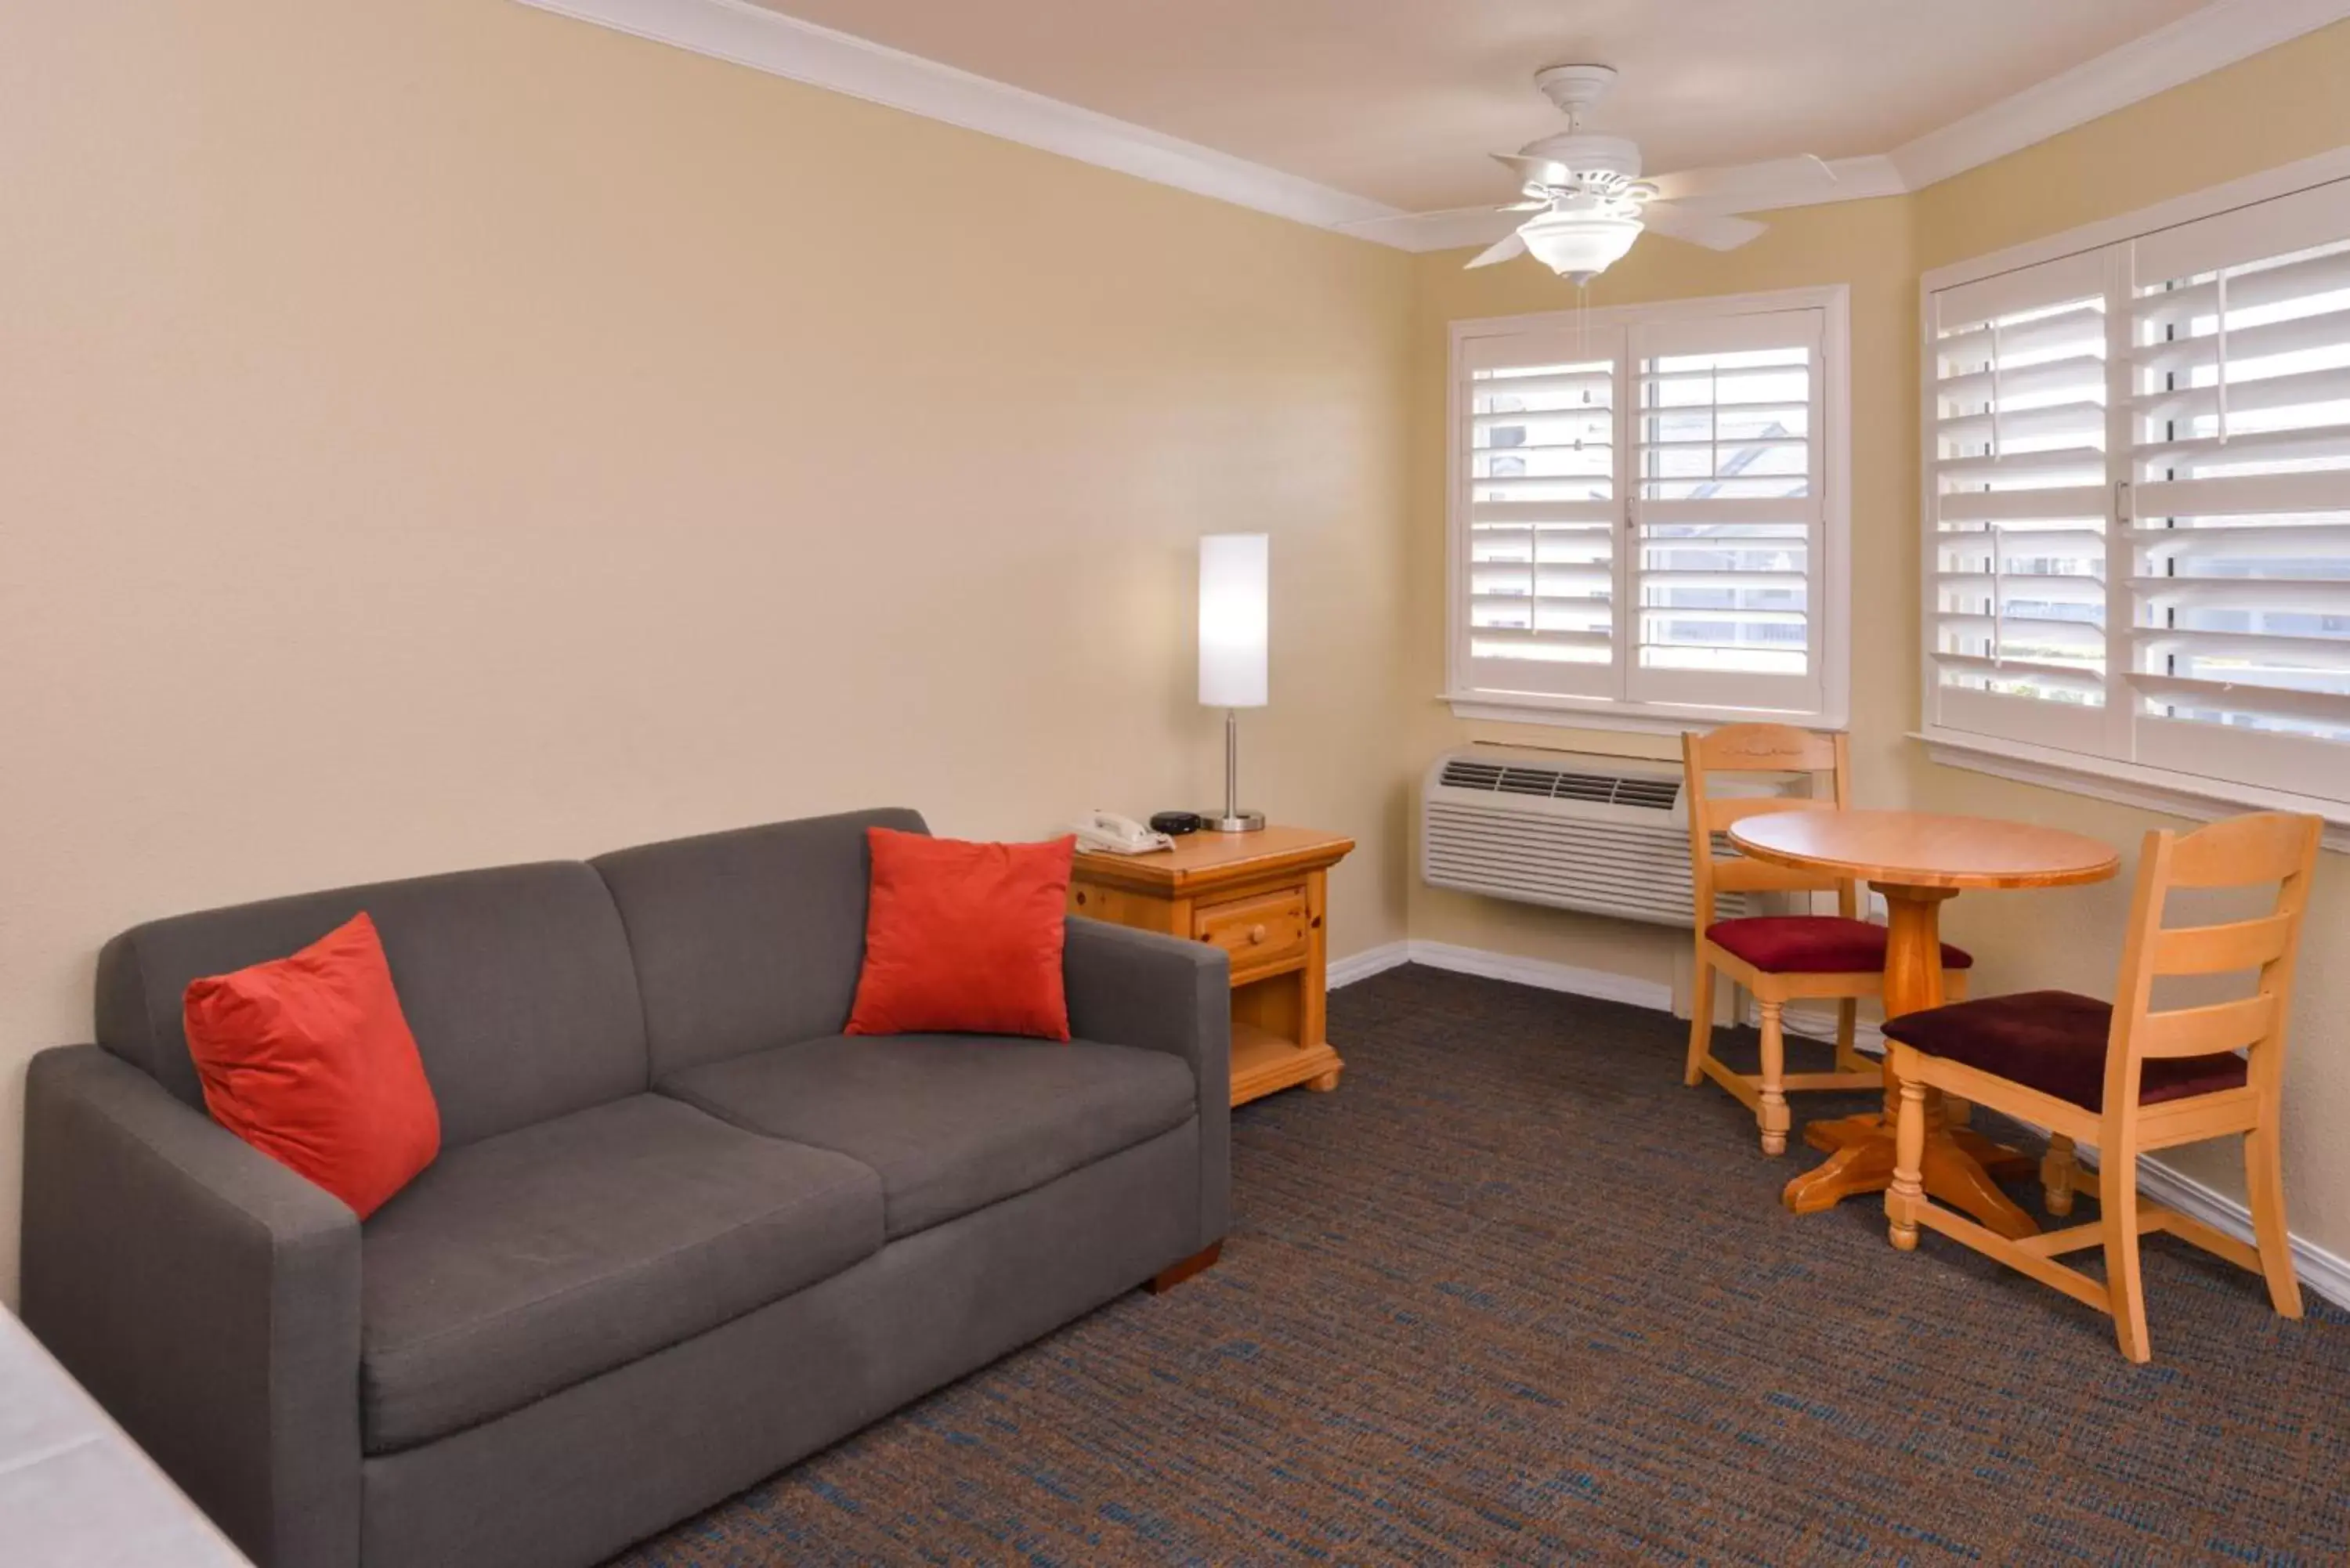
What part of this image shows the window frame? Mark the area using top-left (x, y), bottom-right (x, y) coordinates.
top-left (1444, 284), bottom-right (1853, 733)
top-left (1918, 145), bottom-right (2350, 844)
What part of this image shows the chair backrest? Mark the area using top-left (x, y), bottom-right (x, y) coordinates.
top-left (2104, 811), bottom-right (2324, 1118)
top-left (1679, 724), bottom-right (1856, 927)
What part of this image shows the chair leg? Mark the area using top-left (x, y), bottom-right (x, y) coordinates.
top-left (2041, 1133), bottom-right (2077, 1218)
top-left (2245, 1123), bottom-right (2304, 1320)
top-left (1756, 999), bottom-right (1789, 1156)
top-left (2102, 1154), bottom-right (2153, 1364)
top-left (1683, 959), bottom-right (1716, 1088)
top-left (1833, 997), bottom-right (1862, 1074)
top-left (1887, 1070), bottom-right (1926, 1252)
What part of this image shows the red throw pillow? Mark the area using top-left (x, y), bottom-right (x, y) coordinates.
top-left (182, 912), bottom-right (441, 1219)
top-left (845, 829), bottom-right (1076, 1041)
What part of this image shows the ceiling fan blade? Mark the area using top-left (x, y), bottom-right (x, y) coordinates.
top-left (1644, 154), bottom-right (1836, 208)
top-left (1638, 200), bottom-right (1766, 251)
top-left (1465, 231), bottom-right (1529, 270)
top-left (1491, 150), bottom-right (1567, 186)
top-left (1499, 199), bottom-right (1550, 213)
top-left (1334, 200), bottom-right (1538, 230)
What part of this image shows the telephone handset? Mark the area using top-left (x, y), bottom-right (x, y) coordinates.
top-left (1071, 810), bottom-right (1174, 855)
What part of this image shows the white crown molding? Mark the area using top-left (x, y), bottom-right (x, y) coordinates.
top-left (1889, 0), bottom-right (2350, 190)
top-left (512, 0), bottom-right (2350, 255)
top-left (510, 0), bottom-right (1407, 237)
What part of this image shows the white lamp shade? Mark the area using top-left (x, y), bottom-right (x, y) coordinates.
top-left (1198, 533), bottom-right (1269, 709)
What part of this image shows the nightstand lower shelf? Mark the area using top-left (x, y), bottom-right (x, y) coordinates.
top-left (1230, 1019), bottom-right (1343, 1107)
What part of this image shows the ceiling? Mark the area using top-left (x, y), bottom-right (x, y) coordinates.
top-left (747, 0), bottom-right (2209, 213)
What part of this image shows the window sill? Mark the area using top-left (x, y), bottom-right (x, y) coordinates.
top-left (1912, 728), bottom-right (2350, 855)
top-left (1445, 692), bottom-right (1844, 735)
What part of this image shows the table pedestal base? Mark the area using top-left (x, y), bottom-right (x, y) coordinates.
top-left (1782, 1110), bottom-right (2039, 1238)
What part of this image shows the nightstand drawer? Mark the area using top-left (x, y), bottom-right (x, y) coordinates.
top-left (1193, 887), bottom-right (1307, 972)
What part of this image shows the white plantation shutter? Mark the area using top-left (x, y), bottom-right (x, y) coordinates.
top-left (1927, 250), bottom-right (2118, 751)
top-left (2127, 180), bottom-right (2350, 797)
top-left (1632, 309), bottom-right (1825, 714)
top-left (1924, 171), bottom-right (2350, 811)
top-left (1449, 296), bottom-right (1843, 722)
top-left (1460, 327), bottom-right (1622, 699)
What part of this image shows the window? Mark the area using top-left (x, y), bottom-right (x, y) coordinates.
top-left (1925, 167), bottom-right (2350, 815)
top-left (1448, 287), bottom-right (1849, 728)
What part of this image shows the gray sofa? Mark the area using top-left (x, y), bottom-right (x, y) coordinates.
top-left (20, 807), bottom-right (1231, 1568)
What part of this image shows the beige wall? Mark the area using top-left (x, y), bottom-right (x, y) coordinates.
top-left (1407, 23), bottom-right (2350, 1258)
top-left (0, 0), bottom-right (1416, 1305)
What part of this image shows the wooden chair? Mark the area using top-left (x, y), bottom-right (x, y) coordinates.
top-left (1883, 811), bottom-right (2323, 1362)
top-left (1681, 724), bottom-right (1972, 1154)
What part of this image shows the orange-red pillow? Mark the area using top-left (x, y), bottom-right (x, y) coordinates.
top-left (182, 912), bottom-right (441, 1219)
top-left (845, 829), bottom-right (1075, 1041)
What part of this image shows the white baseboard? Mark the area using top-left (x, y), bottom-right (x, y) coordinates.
top-left (1332, 938), bottom-right (2348, 1311)
top-left (1325, 941), bottom-right (1412, 990)
top-left (1329, 938), bottom-right (1673, 1011)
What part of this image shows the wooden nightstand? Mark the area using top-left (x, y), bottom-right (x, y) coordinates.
top-left (1068, 826), bottom-right (1355, 1107)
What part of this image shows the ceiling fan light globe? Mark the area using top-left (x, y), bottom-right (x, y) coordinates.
top-left (1519, 210), bottom-right (1643, 282)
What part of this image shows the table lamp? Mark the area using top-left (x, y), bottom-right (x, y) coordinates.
top-left (1198, 533), bottom-right (1269, 832)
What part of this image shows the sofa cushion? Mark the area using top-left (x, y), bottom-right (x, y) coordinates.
top-left (1881, 989), bottom-right (2248, 1113)
top-left (183, 912), bottom-right (441, 1219)
top-left (97, 861), bottom-right (647, 1148)
top-left (658, 1035), bottom-right (1195, 1239)
top-left (593, 808), bottom-right (927, 1079)
top-left (846, 829), bottom-right (1076, 1042)
top-left (360, 1094), bottom-right (882, 1454)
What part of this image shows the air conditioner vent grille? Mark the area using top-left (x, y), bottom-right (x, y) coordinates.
top-left (1437, 758), bottom-right (1681, 811)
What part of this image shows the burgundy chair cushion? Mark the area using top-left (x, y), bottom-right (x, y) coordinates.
top-left (1881, 989), bottom-right (2249, 1112)
top-left (1705, 916), bottom-right (1974, 975)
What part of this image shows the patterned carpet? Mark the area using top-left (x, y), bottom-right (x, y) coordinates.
top-left (611, 964), bottom-right (2350, 1566)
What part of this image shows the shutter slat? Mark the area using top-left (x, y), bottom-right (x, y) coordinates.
top-left (2131, 522), bottom-right (2350, 559)
top-left (1930, 652), bottom-right (2108, 694)
top-left (2129, 672), bottom-right (2350, 728)
top-left (1936, 445), bottom-right (2108, 486)
top-left (2133, 421), bottom-right (2350, 477)
top-left (2136, 627), bottom-right (2350, 668)
top-left (1937, 302), bottom-right (2106, 363)
top-left (1936, 352), bottom-right (2106, 403)
top-left (2127, 576), bottom-right (2350, 614)
top-left (1939, 399), bottom-right (2106, 446)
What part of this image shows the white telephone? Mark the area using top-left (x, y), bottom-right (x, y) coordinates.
top-left (1071, 810), bottom-right (1174, 855)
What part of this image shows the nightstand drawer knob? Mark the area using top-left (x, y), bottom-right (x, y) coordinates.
top-left (1249, 923), bottom-right (1267, 944)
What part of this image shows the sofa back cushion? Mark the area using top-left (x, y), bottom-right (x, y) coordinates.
top-left (592, 808), bottom-right (926, 1078)
top-left (96, 862), bottom-right (648, 1149)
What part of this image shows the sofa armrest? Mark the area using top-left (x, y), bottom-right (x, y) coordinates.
top-left (21, 1046), bottom-right (363, 1568)
top-left (1061, 918), bottom-right (1231, 1247)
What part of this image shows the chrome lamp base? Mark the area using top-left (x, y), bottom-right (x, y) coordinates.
top-left (1206, 707), bottom-right (1267, 833)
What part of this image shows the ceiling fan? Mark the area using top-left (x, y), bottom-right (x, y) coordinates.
top-left (1408, 64), bottom-right (1838, 283)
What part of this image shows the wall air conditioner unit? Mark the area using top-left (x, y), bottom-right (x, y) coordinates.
top-left (1420, 746), bottom-right (1803, 927)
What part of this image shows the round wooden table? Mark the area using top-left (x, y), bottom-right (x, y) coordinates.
top-left (1726, 809), bottom-right (2120, 1238)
